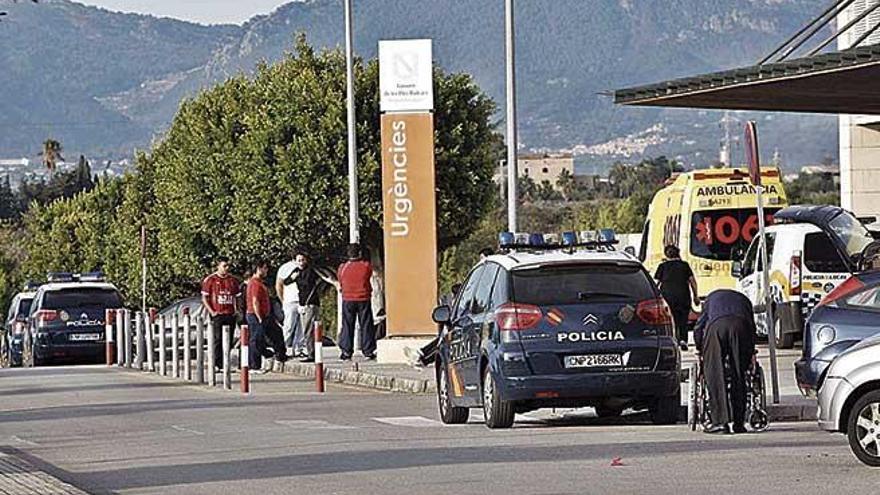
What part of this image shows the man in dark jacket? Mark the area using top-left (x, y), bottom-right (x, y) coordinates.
top-left (694, 289), bottom-right (758, 434)
top-left (288, 252), bottom-right (334, 363)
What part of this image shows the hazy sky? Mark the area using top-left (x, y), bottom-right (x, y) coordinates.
top-left (76, 0), bottom-right (293, 25)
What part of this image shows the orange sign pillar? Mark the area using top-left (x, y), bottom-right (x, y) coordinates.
top-left (380, 112), bottom-right (438, 338)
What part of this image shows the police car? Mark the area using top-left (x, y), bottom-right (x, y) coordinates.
top-left (432, 231), bottom-right (681, 428)
top-left (1, 283), bottom-right (39, 367)
top-left (21, 273), bottom-right (123, 367)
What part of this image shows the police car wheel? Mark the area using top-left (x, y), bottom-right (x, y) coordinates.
top-left (650, 391), bottom-right (680, 425)
top-left (437, 365), bottom-right (469, 424)
top-left (846, 390), bottom-right (880, 467)
top-left (482, 367), bottom-right (514, 429)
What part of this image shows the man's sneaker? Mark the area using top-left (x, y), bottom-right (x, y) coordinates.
top-left (364, 354), bottom-right (377, 361)
top-left (732, 424), bottom-right (748, 434)
top-left (300, 355), bottom-right (315, 363)
top-left (251, 368), bottom-right (268, 375)
top-left (340, 353), bottom-right (352, 361)
top-left (403, 347), bottom-right (424, 368)
top-left (703, 424), bottom-right (731, 435)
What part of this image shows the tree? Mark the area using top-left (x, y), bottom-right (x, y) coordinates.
top-left (39, 138), bottom-right (63, 173)
top-left (0, 175), bottom-right (20, 220)
top-left (20, 36), bottom-right (503, 307)
top-left (556, 169), bottom-right (575, 201)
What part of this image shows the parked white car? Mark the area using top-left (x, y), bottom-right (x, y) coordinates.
top-left (817, 335), bottom-right (880, 467)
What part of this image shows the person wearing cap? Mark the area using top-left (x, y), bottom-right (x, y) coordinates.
top-left (654, 245), bottom-right (699, 351)
top-left (337, 244), bottom-right (375, 360)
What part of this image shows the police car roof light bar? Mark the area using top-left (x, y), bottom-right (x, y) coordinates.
top-left (78, 271), bottom-right (106, 282)
top-left (46, 272), bottom-right (75, 283)
top-left (498, 230), bottom-right (619, 252)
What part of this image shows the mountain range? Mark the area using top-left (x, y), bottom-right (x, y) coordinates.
top-left (0, 0), bottom-right (839, 171)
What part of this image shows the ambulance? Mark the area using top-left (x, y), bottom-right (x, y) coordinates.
top-left (639, 167), bottom-right (788, 298)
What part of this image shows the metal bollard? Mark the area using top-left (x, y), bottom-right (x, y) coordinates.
top-left (195, 315), bottom-right (205, 384)
top-left (222, 325), bottom-right (231, 390)
top-left (105, 309), bottom-right (116, 366)
top-left (315, 321), bottom-right (324, 393)
top-left (207, 320), bottom-right (216, 387)
top-left (145, 309), bottom-right (156, 372)
top-left (135, 311), bottom-right (144, 370)
top-left (158, 315), bottom-right (167, 376)
top-left (182, 310), bottom-right (192, 381)
top-left (124, 309), bottom-right (133, 368)
top-left (116, 309), bottom-right (124, 366)
top-left (171, 313), bottom-right (180, 379)
top-left (240, 325), bottom-right (250, 394)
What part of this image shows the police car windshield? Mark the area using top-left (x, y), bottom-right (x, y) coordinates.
top-left (43, 289), bottom-right (122, 310)
top-left (511, 264), bottom-right (654, 306)
top-left (690, 208), bottom-right (780, 261)
top-left (829, 211), bottom-right (874, 258)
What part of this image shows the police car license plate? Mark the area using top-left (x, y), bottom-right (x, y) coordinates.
top-left (69, 333), bottom-right (102, 342)
top-left (565, 354), bottom-right (622, 368)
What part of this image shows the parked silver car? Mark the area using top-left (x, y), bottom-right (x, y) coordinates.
top-left (818, 335), bottom-right (880, 467)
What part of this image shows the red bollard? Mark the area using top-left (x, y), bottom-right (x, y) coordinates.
top-left (315, 321), bottom-right (324, 393)
top-left (105, 309), bottom-right (116, 366)
top-left (240, 325), bottom-right (250, 394)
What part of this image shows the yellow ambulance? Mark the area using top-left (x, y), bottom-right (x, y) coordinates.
top-left (639, 167), bottom-right (788, 298)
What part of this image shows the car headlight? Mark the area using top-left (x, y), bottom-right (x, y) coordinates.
top-left (817, 325), bottom-right (836, 345)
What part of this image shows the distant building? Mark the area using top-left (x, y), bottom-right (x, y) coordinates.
top-left (518, 153), bottom-right (574, 186)
top-left (494, 153), bottom-right (576, 192)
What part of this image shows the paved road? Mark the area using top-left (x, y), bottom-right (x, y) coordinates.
top-left (0, 366), bottom-right (877, 495)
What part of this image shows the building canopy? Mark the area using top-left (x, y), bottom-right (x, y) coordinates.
top-left (614, 44), bottom-right (880, 115)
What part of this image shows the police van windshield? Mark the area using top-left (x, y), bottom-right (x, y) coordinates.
top-left (511, 264), bottom-right (655, 306)
top-left (43, 289), bottom-right (122, 310)
top-left (690, 208), bottom-right (779, 261)
top-left (829, 211), bottom-right (874, 259)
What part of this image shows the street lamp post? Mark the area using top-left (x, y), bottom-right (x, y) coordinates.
top-left (345, 0), bottom-right (359, 245)
top-left (505, 0), bottom-right (518, 233)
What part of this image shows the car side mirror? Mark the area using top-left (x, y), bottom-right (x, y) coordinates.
top-left (731, 260), bottom-right (743, 279)
top-left (624, 246), bottom-right (636, 257)
top-left (432, 305), bottom-right (451, 324)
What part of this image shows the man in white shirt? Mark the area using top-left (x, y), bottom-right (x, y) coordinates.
top-left (276, 253), bottom-right (303, 357)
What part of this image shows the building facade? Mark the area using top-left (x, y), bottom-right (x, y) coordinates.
top-left (839, 0), bottom-right (880, 216)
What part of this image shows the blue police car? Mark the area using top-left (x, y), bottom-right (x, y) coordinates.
top-left (432, 231), bottom-right (681, 428)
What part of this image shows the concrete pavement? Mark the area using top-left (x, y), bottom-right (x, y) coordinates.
top-left (1, 364), bottom-right (878, 495)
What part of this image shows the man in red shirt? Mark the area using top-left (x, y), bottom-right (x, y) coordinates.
top-left (337, 244), bottom-right (375, 360)
top-left (201, 256), bottom-right (240, 369)
top-left (245, 259), bottom-right (272, 373)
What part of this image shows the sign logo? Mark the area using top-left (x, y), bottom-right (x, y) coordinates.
top-left (379, 39), bottom-right (434, 113)
top-left (80, 313), bottom-right (88, 320)
top-left (582, 314), bottom-right (600, 327)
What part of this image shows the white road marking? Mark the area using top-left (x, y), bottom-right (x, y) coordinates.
top-left (9, 435), bottom-right (39, 446)
top-left (372, 416), bottom-right (445, 428)
top-left (171, 425), bottom-right (205, 436)
top-left (275, 420), bottom-right (355, 430)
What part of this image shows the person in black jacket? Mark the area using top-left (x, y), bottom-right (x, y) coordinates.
top-left (654, 245), bottom-right (699, 351)
top-left (694, 289), bottom-right (758, 435)
top-left (287, 252), bottom-right (336, 362)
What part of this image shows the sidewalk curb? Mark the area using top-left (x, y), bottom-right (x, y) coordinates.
top-left (273, 360), bottom-right (433, 395)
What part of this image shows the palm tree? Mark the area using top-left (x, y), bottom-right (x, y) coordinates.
top-left (39, 138), bottom-right (64, 174)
